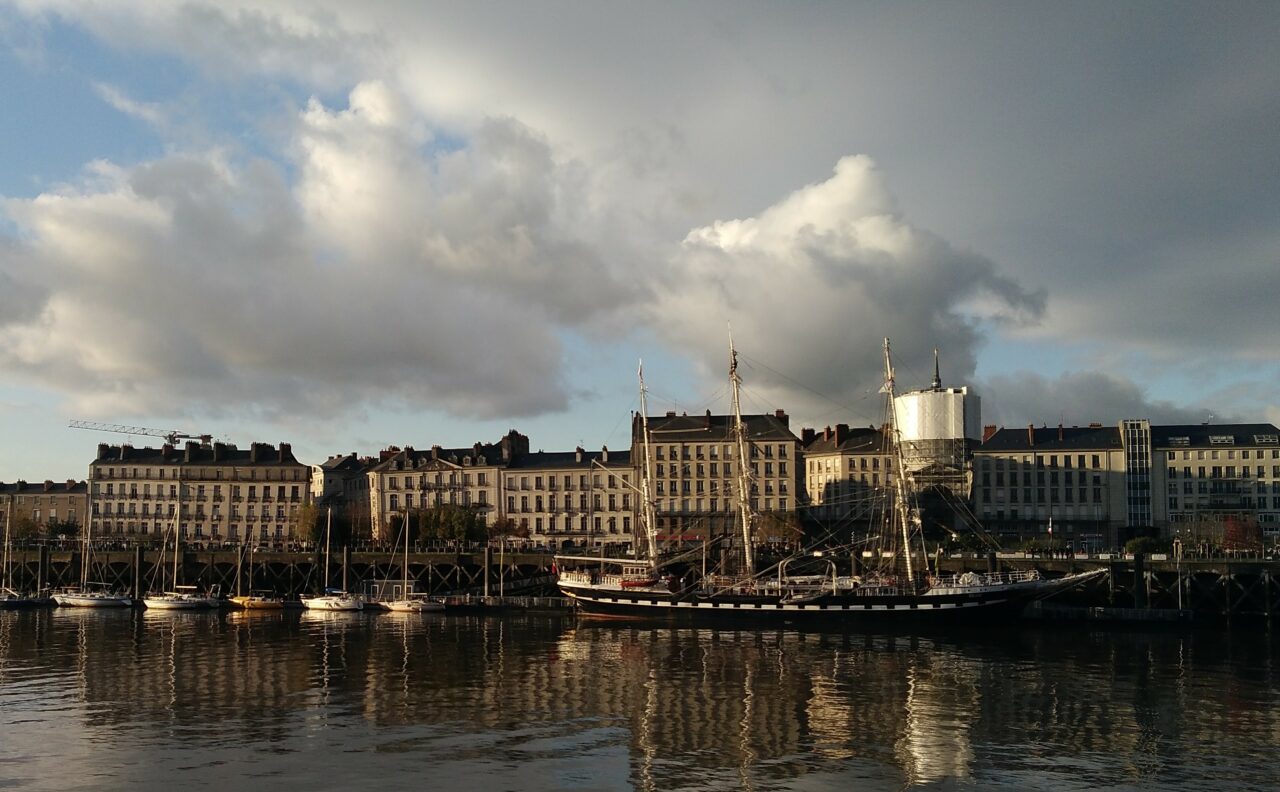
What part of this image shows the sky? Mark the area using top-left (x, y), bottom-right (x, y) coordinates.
top-left (1, 1), bottom-right (1278, 482)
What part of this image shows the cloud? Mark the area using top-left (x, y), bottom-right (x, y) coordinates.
top-left (978, 370), bottom-right (1223, 429)
top-left (0, 82), bottom-right (641, 422)
top-left (93, 82), bottom-right (165, 127)
top-left (650, 155), bottom-right (1045, 427)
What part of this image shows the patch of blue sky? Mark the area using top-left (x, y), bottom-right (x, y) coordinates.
top-left (0, 16), bottom-right (354, 195)
top-left (0, 20), bottom-right (173, 196)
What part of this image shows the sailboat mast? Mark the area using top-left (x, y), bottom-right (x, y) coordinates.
top-left (636, 362), bottom-right (660, 570)
top-left (173, 481), bottom-right (182, 590)
top-left (729, 330), bottom-right (756, 575)
top-left (2, 506), bottom-right (11, 591)
top-left (403, 511), bottom-right (410, 595)
top-left (324, 507), bottom-right (332, 591)
top-left (882, 338), bottom-right (915, 587)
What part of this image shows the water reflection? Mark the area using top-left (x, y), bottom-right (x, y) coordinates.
top-left (0, 610), bottom-right (1278, 791)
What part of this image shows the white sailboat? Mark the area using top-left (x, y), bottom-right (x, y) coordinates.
top-left (143, 487), bottom-right (220, 610)
top-left (383, 513), bottom-right (444, 613)
top-left (52, 502), bottom-right (131, 608)
top-left (302, 507), bottom-right (363, 611)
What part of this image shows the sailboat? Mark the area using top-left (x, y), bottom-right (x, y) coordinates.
top-left (51, 503), bottom-right (132, 608)
top-left (383, 513), bottom-right (445, 613)
top-left (556, 336), bottom-right (1102, 622)
top-left (1, 507), bottom-right (50, 607)
top-left (228, 543), bottom-right (283, 610)
top-left (143, 488), bottom-right (220, 609)
top-left (301, 507), bottom-right (363, 611)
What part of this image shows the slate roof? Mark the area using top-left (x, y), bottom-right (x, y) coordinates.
top-left (0, 480), bottom-right (88, 495)
top-left (1151, 423), bottom-right (1280, 448)
top-left (505, 449), bottom-right (632, 470)
top-left (635, 411), bottom-right (800, 444)
top-left (803, 426), bottom-right (887, 455)
top-left (91, 442), bottom-right (303, 466)
top-left (978, 426), bottom-right (1122, 453)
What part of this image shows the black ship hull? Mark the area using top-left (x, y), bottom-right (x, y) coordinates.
top-left (560, 582), bottom-right (1055, 625)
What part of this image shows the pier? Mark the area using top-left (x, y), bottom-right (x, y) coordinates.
top-left (3, 545), bottom-right (557, 601)
top-left (6, 545), bottom-right (1280, 621)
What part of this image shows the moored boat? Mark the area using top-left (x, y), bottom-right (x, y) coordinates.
top-left (557, 336), bottom-right (1104, 623)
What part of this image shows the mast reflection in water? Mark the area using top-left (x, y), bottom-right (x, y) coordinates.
top-left (1, 610), bottom-right (1278, 791)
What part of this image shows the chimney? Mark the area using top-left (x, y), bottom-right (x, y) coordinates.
top-left (666, 410), bottom-right (676, 418)
top-left (213, 442), bottom-right (225, 462)
top-left (801, 428), bottom-right (816, 445)
top-left (705, 408), bottom-right (712, 427)
top-left (824, 426), bottom-right (832, 441)
top-left (575, 446), bottom-right (584, 463)
top-left (1058, 423), bottom-right (1064, 442)
top-left (97, 443), bottom-right (109, 460)
top-left (601, 445), bottom-right (609, 463)
top-left (1027, 425), bottom-right (1035, 447)
top-left (187, 441), bottom-right (200, 462)
top-left (279, 442), bottom-right (291, 462)
top-left (775, 409), bottom-right (789, 427)
top-left (44, 480), bottom-right (53, 492)
top-left (1088, 422), bottom-right (1102, 429)
top-left (983, 425), bottom-right (998, 442)
top-left (836, 424), bottom-right (849, 444)
top-left (431, 445), bottom-right (441, 461)
top-left (66, 479), bottom-right (75, 488)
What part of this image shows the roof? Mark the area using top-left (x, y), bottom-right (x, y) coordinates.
top-left (1151, 423), bottom-right (1280, 449)
top-left (803, 426), bottom-right (887, 455)
top-left (505, 449), bottom-right (632, 470)
top-left (978, 426), bottom-right (1122, 453)
top-left (635, 411), bottom-right (800, 444)
top-left (92, 442), bottom-right (303, 466)
top-left (0, 480), bottom-right (88, 495)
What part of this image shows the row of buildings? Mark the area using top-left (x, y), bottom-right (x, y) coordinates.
top-left (4, 359), bottom-right (1278, 550)
top-left (5, 412), bottom-right (1280, 552)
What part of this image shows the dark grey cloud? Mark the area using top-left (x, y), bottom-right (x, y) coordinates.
top-left (978, 370), bottom-right (1224, 429)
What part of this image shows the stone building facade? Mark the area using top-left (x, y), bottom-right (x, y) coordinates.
top-left (0, 480), bottom-right (89, 537)
top-left (88, 441), bottom-right (310, 543)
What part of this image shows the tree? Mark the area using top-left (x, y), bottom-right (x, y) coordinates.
top-left (45, 518), bottom-right (80, 540)
top-left (295, 503), bottom-right (353, 548)
top-left (9, 514), bottom-right (40, 542)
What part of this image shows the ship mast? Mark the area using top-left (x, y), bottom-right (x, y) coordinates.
top-left (882, 338), bottom-right (916, 589)
top-left (636, 362), bottom-right (660, 570)
top-left (729, 329), bottom-right (756, 576)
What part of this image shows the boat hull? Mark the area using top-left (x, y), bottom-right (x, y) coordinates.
top-left (384, 599), bottom-right (445, 613)
top-left (143, 595), bottom-right (219, 610)
top-left (228, 596), bottom-right (284, 610)
top-left (301, 595), bottom-right (363, 611)
top-left (559, 571), bottom-right (1102, 625)
top-left (52, 592), bottom-right (133, 608)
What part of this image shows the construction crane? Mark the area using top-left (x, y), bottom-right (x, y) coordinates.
top-left (68, 420), bottom-right (213, 446)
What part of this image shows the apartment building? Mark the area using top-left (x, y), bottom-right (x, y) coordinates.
top-left (366, 432), bottom-right (529, 541)
top-left (800, 424), bottom-right (893, 527)
top-left (502, 448), bottom-right (635, 550)
top-left (88, 441), bottom-right (310, 543)
top-left (1155, 423), bottom-right (1280, 537)
top-left (636, 409), bottom-right (802, 545)
top-left (972, 420), bottom-right (1280, 546)
top-left (0, 480), bottom-right (89, 535)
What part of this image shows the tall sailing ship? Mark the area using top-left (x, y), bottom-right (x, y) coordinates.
top-left (556, 336), bottom-right (1101, 622)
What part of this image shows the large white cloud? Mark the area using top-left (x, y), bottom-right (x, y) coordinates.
top-left (0, 82), bottom-right (641, 422)
top-left (650, 156), bottom-right (1044, 427)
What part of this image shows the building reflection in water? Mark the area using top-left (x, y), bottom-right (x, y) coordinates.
top-left (2, 610), bottom-right (1279, 790)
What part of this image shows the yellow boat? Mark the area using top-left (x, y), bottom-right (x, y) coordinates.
top-left (228, 592), bottom-right (284, 610)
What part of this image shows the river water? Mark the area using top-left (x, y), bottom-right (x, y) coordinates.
top-left (0, 608), bottom-right (1277, 791)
